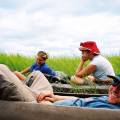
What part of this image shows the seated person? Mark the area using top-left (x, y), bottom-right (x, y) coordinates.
top-left (15, 51), bottom-right (69, 83)
top-left (70, 41), bottom-right (115, 85)
top-left (15, 51), bottom-right (55, 80)
top-left (0, 64), bottom-right (120, 109)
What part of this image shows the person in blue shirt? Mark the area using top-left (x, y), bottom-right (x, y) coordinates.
top-left (29, 51), bottom-right (56, 76)
top-left (14, 51), bottom-right (56, 81)
top-left (30, 62), bottom-right (55, 76)
top-left (15, 51), bottom-right (69, 83)
top-left (36, 75), bottom-right (120, 109)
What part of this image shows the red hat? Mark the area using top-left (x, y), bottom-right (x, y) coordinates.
top-left (79, 41), bottom-right (100, 54)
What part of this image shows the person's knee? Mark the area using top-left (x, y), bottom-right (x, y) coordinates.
top-left (0, 64), bottom-right (9, 69)
top-left (28, 71), bottom-right (46, 81)
top-left (0, 64), bottom-right (10, 72)
top-left (33, 71), bottom-right (44, 77)
top-left (87, 75), bottom-right (96, 82)
top-left (70, 76), bottom-right (84, 85)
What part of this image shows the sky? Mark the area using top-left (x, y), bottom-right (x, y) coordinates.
top-left (0, 0), bottom-right (120, 57)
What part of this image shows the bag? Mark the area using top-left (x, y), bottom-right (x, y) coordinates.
top-left (45, 71), bottom-right (70, 84)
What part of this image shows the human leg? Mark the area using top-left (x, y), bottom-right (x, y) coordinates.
top-left (70, 75), bottom-right (84, 85)
top-left (0, 64), bottom-right (36, 102)
top-left (26, 71), bottom-right (53, 95)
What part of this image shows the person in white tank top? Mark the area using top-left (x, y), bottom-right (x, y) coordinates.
top-left (71, 41), bottom-right (115, 85)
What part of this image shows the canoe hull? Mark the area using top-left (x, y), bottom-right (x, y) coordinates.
top-left (0, 101), bottom-right (120, 120)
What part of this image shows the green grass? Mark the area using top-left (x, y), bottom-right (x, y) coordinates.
top-left (0, 53), bottom-right (120, 76)
top-left (0, 53), bottom-right (120, 93)
top-left (107, 56), bottom-right (120, 74)
top-left (0, 53), bottom-right (34, 71)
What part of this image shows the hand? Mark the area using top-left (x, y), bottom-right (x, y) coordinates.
top-left (36, 91), bottom-right (56, 103)
top-left (81, 56), bottom-right (88, 62)
top-left (14, 71), bottom-right (26, 81)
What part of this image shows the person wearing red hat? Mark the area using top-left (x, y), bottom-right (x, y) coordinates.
top-left (70, 41), bottom-right (115, 85)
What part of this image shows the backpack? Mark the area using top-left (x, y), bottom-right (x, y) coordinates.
top-left (45, 71), bottom-right (70, 84)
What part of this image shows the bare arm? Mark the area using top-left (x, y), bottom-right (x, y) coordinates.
top-left (76, 58), bottom-right (85, 74)
top-left (75, 57), bottom-right (96, 78)
top-left (20, 67), bottom-right (30, 74)
top-left (54, 95), bottom-right (77, 101)
top-left (37, 92), bottom-right (77, 103)
top-left (14, 67), bottom-right (30, 81)
top-left (75, 64), bottom-right (96, 78)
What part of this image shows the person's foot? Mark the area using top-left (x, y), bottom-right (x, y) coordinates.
top-left (70, 76), bottom-right (84, 85)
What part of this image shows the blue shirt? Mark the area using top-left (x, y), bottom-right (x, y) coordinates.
top-left (29, 63), bottom-right (56, 76)
top-left (53, 96), bottom-right (120, 109)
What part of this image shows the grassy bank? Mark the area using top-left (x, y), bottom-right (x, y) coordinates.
top-left (0, 53), bottom-right (120, 93)
top-left (0, 53), bottom-right (120, 76)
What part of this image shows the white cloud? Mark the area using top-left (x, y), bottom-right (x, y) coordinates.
top-left (0, 0), bottom-right (120, 56)
top-left (0, 42), bottom-right (38, 56)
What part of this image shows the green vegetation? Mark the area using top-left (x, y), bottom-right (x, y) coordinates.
top-left (0, 53), bottom-right (120, 75)
top-left (0, 53), bottom-right (120, 93)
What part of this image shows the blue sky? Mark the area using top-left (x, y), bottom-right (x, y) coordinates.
top-left (0, 0), bottom-right (120, 56)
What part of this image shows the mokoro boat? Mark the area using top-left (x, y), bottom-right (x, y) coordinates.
top-left (0, 93), bottom-right (120, 120)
